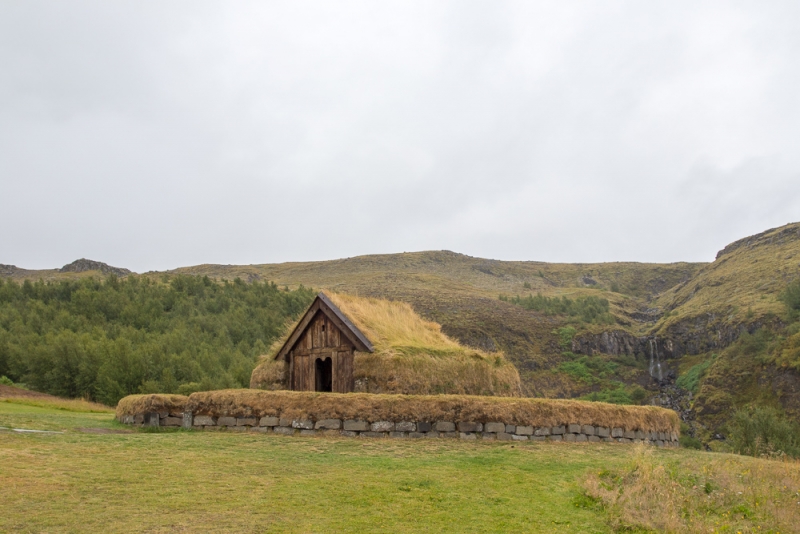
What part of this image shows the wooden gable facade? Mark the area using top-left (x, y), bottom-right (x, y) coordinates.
top-left (274, 293), bottom-right (373, 393)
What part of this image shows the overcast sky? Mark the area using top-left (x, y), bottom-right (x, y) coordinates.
top-left (2, 1), bottom-right (799, 272)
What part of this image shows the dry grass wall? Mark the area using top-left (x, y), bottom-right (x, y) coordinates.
top-left (115, 394), bottom-right (188, 420)
top-left (118, 390), bottom-right (679, 433)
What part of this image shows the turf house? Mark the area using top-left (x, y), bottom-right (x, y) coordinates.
top-left (250, 292), bottom-right (522, 396)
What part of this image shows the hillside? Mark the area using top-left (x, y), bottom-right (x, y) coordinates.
top-left (3, 222), bottom-right (800, 445)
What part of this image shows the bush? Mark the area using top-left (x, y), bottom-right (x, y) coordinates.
top-left (728, 406), bottom-right (800, 458)
top-left (780, 278), bottom-right (800, 318)
top-left (679, 435), bottom-right (703, 449)
top-left (676, 357), bottom-right (713, 393)
top-left (0, 375), bottom-right (13, 386)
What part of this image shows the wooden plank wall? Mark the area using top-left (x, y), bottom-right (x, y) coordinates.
top-left (289, 311), bottom-right (355, 392)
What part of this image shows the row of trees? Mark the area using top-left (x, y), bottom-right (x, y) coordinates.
top-left (0, 275), bottom-right (314, 405)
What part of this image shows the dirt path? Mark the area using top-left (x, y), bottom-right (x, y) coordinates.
top-left (0, 384), bottom-right (57, 399)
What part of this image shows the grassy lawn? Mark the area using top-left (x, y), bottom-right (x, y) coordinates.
top-left (1, 401), bottom-right (798, 533)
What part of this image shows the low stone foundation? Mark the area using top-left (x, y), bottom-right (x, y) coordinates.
top-left (119, 412), bottom-right (680, 447)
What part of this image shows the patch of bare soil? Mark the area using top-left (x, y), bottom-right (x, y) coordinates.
top-left (77, 427), bottom-right (134, 434)
top-left (0, 384), bottom-right (56, 399)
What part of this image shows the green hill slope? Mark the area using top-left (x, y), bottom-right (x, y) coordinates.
top-left (3, 223), bottom-right (800, 445)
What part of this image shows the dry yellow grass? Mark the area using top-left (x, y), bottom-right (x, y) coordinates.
top-left (250, 292), bottom-right (522, 396)
top-left (143, 389), bottom-right (681, 433)
top-left (583, 444), bottom-right (800, 533)
top-left (114, 394), bottom-right (188, 420)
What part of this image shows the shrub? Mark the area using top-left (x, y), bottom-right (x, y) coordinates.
top-left (0, 375), bottom-right (13, 386)
top-left (780, 278), bottom-right (800, 318)
top-left (676, 357), bottom-right (713, 393)
top-left (728, 405), bottom-right (800, 458)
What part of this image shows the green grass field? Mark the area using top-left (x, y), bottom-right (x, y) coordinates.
top-left (2, 400), bottom-right (799, 533)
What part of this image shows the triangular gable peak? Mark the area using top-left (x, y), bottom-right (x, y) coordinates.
top-left (274, 292), bottom-right (374, 361)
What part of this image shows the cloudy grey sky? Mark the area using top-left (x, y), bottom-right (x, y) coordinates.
top-left (2, 1), bottom-right (799, 272)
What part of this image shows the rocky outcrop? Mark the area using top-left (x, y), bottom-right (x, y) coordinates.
top-left (715, 223), bottom-right (800, 259)
top-left (0, 264), bottom-right (19, 276)
top-left (60, 259), bottom-right (132, 276)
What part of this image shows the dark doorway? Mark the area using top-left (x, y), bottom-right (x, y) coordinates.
top-left (315, 357), bottom-right (332, 392)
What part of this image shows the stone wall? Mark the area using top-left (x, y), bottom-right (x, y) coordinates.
top-left (118, 411), bottom-right (679, 447)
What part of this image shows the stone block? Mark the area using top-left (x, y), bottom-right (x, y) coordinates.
top-left (460, 432), bottom-right (477, 440)
top-left (158, 410), bottom-right (169, 418)
top-left (575, 434), bottom-right (587, 442)
top-left (299, 429), bottom-right (316, 437)
top-left (633, 439), bottom-right (642, 444)
top-left (217, 416), bottom-right (237, 427)
top-left (341, 430), bottom-right (359, 438)
top-left (441, 431), bottom-right (458, 439)
top-left (273, 426), bottom-right (294, 435)
top-left (549, 435), bottom-right (563, 442)
top-left (649, 431), bottom-right (657, 441)
top-left (361, 432), bottom-right (385, 438)
top-left (435, 421), bottom-right (456, 432)
top-left (423, 432), bottom-right (439, 439)
top-left (481, 433), bottom-right (496, 441)
top-left (417, 422), bottom-right (433, 433)
top-left (588, 435), bottom-right (600, 442)
top-left (551, 425), bottom-right (565, 435)
top-left (458, 422), bottom-right (481, 433)
top-left (671, 432), bottom-right (678, 442)
top-left (389, 432), bottom-right (407, 439)
top-left (619, 438), bottom-right (632, 444)
top-left (602, 437), bottom-right (614, 442)
top-left (564, 433), bottom-right (576, 442)
top-left (531, 436), bottom-right (545, 441)
top-left (611, 428), bottom-right (623, 438)
top-left (259, 416), bottom-right (279, 427)
top-left (315, 419), bottom-right (342, 430)
top-left (371, 421), bottom-right (394, 432)
top-left (635, 430), bottom-right (645, 440)
top-left (623, 430), bottom-right (635, 439)
top-left (204, 426), bottom-right (220, 431)
top-left (193, 415), bottom-right (214, 426)
top-left (229, 426), bottom-right (248, 432)
top-left (162, 417), bottom-right (182, 427)
top-left (146, 412), bottom-right (160, 427)
top-left (515, 425), bottom-right (533, 436)
top-left (660, 432), bottom-right (667, 441)
top-left (568, 424), bottom-right (581, 434)
top-left (656, 440), bottom-right (664, 447)
top-left (581, 425), bottom-right (595, 436)
top-left (497, 432), bottom-right (513, 441)
top-left (485, 422), bottom-right (505, 433)
top-left (133, 414), bottom-right (144, 424)
top-left (237, 417), bottom-right (257, 427)
top-left (321, 429), bottom-right (341, 437)
top-left (596, 427), bottom-right (610, 437)
top-left (122, 415), bottom-right (134, 424)
top-left (250, 427), bottom-right (269, 433)
top-left (408, 432), bottom-right (426, 439)
top-left (344, 420), bottom-right (369, 431)
top-left (505, 424), bottom-right (516, 434)
top-left (292, 420), bottom-right (313, 430)
top-left (534, 427), bottom-right (550, 436)
top-left (511, 434), bottom-right (528, 441)
top-left (182, 412), bottom-right (193, 429)
top-left (396, 421), bottom-right (416, 432)
top-left (279, 418), bottom-right (292, 427)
